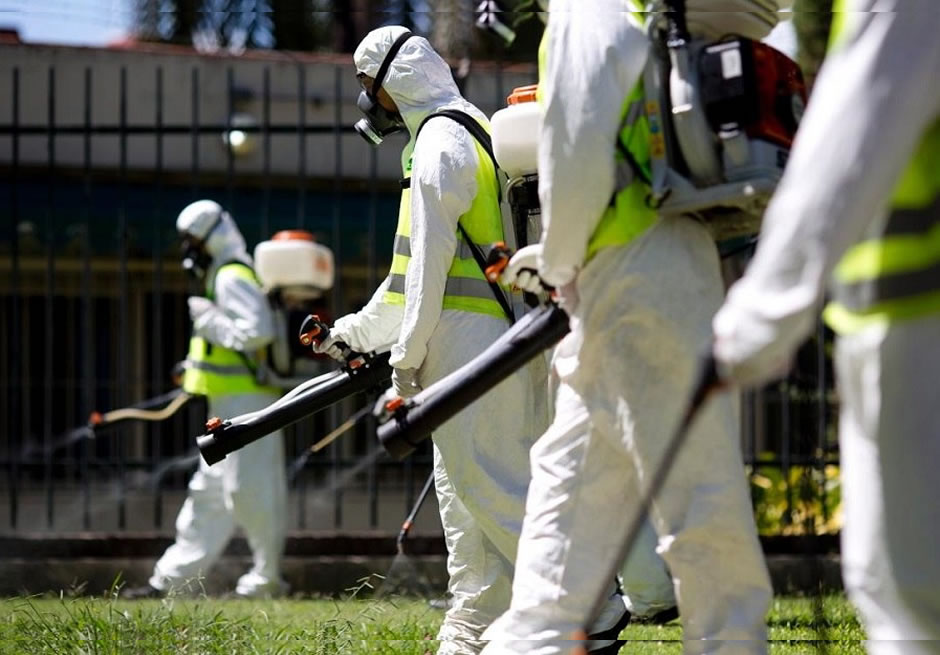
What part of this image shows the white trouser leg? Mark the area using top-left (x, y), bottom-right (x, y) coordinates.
top-left (434, 443), bottom-right (515, 655)
top-left (480, 384), bottom-right (638, 655)
top-left (423, 312), bottom-right (547, 654)
top-left (152, 392), bottom-right (286, 596)
top-left (620, 518), bottom-right (676, 618)
top-left (150, 457), bottom-right (235, 592)
top-left (482, 219), bottom-right (771, 655)
top-left (835, 315), bottom-right (940, 654)
top-left (212, 393), bottom-right (288, 597)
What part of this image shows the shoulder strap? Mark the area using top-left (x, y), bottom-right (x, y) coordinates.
top-left (416, 110), bottom-right (515, 324)
top-left (417, 109), bottom-right (502, 202)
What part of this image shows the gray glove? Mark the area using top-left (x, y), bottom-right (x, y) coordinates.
top-left (372, 368), bottom-right (421, 422)
top-left (311, 329), bottom-right (349, 362)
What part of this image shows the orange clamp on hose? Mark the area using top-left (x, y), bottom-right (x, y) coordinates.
top-left (485, 242), bottom-right (510, 283)
top-left (88, 411), bottom-right (103, 426)
top-left (385, 397), bottom-right (405, 412)
top-left (205, 416), bottom-right (223, 432)
top-left (298, 325), bottom-right (322, 347)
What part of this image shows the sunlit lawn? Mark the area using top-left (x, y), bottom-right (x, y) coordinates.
top-left (0, 588), bottom-right (865, 654)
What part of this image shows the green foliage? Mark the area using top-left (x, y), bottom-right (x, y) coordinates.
top-left (750, 462), bottom-right (842, 535)
top-left (0, 584), bottom-right (865, 654)
top-left (793, 0), bottom-right (836, 88)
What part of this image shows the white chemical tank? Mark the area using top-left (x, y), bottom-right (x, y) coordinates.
top-left (254, 230), bottom-right (335, 298)
top-left (491, 84), bottom-right (540, 179)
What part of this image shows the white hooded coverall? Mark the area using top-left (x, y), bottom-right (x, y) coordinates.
top-left (150, 203), bottom-right (287, 597)
top-left (713, 3), bottom-right (940, 652)
top-left (482, 2), bottom-right (773, 653)
top-left (331, 27), bottom-right (626, 654)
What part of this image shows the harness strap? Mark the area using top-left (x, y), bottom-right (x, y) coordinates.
top-left (415, 110), bottom-right (516, 324)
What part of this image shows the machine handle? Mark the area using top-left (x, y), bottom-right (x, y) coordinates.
top-left (298, 314), bottom-right (353, 361)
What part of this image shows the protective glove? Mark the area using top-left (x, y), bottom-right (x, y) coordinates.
top-left (499, 244), bottom-right (547, 294)
top-left (392, 367), bottom-right (421, 399)
top-left (187, 296), bottom-right (216, 323)
top-left (311, 328), bottom-right (350, 362)
top-left (500, 244), bottom-right (580, 315)
top-left (372, 368), bottom-right (421, 422)
top-left (712, 299), bottom-right (794, 388)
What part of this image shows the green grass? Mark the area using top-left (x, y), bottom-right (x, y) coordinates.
top-left (0, 586), bottom-right (865, 654)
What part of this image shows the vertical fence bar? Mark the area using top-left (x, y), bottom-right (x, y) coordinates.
top-left (366, 147), bottom-right (379, 528)
top-left (8, 68), bottom-right (20, 529)
top-left (297, 64), bottom-right (306, 228)
top-left (81, 67), bottom-right (94, 529)
top-left (226, 67), bottom-right (235, 213)
top-left (117, 66), bottom-right (129, 530)
top-left (780, 379), bottom-right (792, 528)
top-left (261, 68), bottom-right (271, 239)
top-left (44, 66), bottom-right (56, 529)
top-left (152, 66), bottom-right (165, 528)
top-left (330, 64), bottom-right (344, 528)
top-left (191, 67), bottom-right (199, 199)
top-left (816, 320), bottom-right (829, 524)
top-left (294, 62), bottom-right (309, 529)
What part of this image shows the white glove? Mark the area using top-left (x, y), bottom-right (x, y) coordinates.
top-left (553, 279), bottom-right (580, 316)
top-left (311, 328), bottom-right (349, 362)
top-left (372, 369), bottom-right (421, 422)
top-left (500, 244), bottom-right (547, 294)
top-left (712, 300), bottom-right (794, 388)
top-left (392, 367), bottom-right (421, 399)
top-left (187, 296), bottom-right (216, 325)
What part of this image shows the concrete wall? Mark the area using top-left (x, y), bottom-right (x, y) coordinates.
top-left (0, 41), bottom-right (538, 182)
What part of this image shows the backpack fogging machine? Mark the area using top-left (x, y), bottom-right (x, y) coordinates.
top-left (197, 315), bottom-right (392, 466)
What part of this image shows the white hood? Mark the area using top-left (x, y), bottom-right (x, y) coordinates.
top-left (353, 26), bottom-right (486, 147)
top-left (175, 199), bottom-right (252, 274)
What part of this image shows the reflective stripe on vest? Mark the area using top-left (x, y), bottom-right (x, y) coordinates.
top-left (181, 262), bottom-right (273, 396)
top-left (823, 2), bottom-right (940, 334)
top-left (382, 117), bottom-right (508, 319)
top-left (537, 3), bottom-right (658, 262)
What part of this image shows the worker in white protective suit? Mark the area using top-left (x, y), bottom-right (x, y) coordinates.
top-left (711, 3), bottom-right (940, 652)
top-left (482, 1), bottom-right (777, 653)
top-left (123, 200), bottom-right (288, 599)
top-left (312, 26), bottom-right (630, 654)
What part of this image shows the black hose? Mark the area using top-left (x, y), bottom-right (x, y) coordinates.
top-left (377, 304), bottom-right (570, 460)
top-left (197, 352), bottom-right (392, 465)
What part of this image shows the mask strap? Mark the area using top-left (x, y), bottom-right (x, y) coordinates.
top-left (371, 31), bottom-right (413, 100)
top-left (199, 212), bottom-right (224, 244)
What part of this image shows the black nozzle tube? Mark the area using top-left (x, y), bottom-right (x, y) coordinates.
top-left (198, 353), bottom-right (392, 465)
top-left (377, 304), bottom-right (570, 460)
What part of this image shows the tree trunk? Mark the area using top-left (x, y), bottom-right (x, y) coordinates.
top-left (430, 0), bottom-right (477, 61)
top-left (793, 0), bottom-right (835, 91)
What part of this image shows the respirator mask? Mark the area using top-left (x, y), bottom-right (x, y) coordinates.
top-left (179, 214), bottom-right (223, 280)
top-left (353, 31), bottom-right (414, 146)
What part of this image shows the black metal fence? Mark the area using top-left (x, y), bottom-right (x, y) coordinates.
top-left (0, 49), bottom-right (840, 538)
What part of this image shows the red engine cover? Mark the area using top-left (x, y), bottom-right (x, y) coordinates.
top-left (699, 39), bottom-right (808, 148)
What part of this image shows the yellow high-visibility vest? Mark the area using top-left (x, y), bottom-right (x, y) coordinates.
top-left (181, 262), bottom-right (277, 396)
top-left (382, 115), bottom-right (509, 320)
top-left (822, 0), bottom-right (940, 334)
top-left (538, 1), bottom-right (659, 261)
